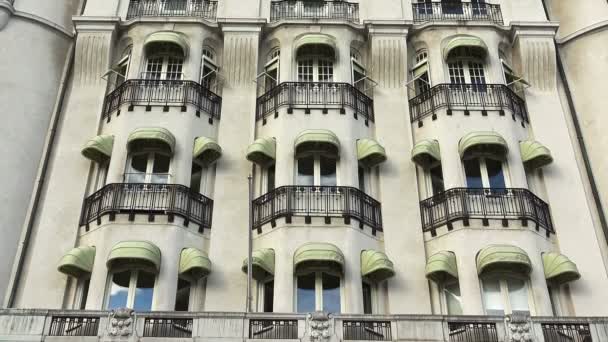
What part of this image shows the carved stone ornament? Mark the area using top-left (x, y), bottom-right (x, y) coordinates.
top-left (108, 308), bottom-right (135, 337)
top-left (506, 312), bottom-right (533, 342)
top-left (306, 312), bottom-right (333, 341)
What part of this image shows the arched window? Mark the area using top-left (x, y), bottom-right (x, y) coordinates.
top-left (297, 45), bottom-right (334, 82)
top-left (447, 46), bottom-right (487, 86)
top-left (201, 46), bottom-right (219, 92)
top-left (144, 42), bottom-right (184, 80)
top-left (126, 152), bottom-right (171, 184)
top-left (297, 271), bottom-right (341, 313)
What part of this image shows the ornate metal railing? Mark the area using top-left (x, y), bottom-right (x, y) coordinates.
top-left (256, 82), bottom-right (374, 124)
top-left (102, 79), bottom-right (222, 122)
top-left (126, 0), bottom-right (217, 20)
top-left (541, 323), bottom-right (592, 342)
top-left (270, 0), bottom-right (359, 23)
top-left (249, 319), bottom-right (299, 339)
top-left (409, 84), bottom-right (528, 125)
top-left (448, 322), bottom-right (499, 342)
top-left (48, 316), bottom-right (100, 337)
top-left (143, 317), bottom-right (193, 338)
top-left (252, 186), bottom-right (383, 234)
top-left (343, 321), bottom-right (392, 341)
top-left (80, 183), bottom-right (213, 231)
top-left (420, 188), bottom-right (554, 236)
top-left (412, 2), bottom-right (503, 25)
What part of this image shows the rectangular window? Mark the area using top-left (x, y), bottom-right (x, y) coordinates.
top-left (448, 61), bottom-right (466, 84)
top-left (108, 271), bottom-right (130, 309)
top-left (78, 279), bottom-right (90, 310)
top-left (486, 159), bottom-right (506, 189)
top-left (263, 280), bottom-right (274, 312)
top-left (430, 165), bottom-right (445, 195)
top-left (297, 273), bottom-right (316, 313)
top-left (297, 156), bottom-right (315, 186)
top-left (322, 273), bottom-right (341, 313)
top-left (443, 283), bottom-right (463, 315)
top-left (146, 57), bottom-right (164, 80)
top-left (464, 159), bottom-right (483, 188)
top-left (267, 165), bottom-right (276, 192)
top-left (415, 72), bottom-right (431, 95)
top-left (166, 57), bottom-right (184, 80)
top-left (320, 156), bottom-right (337, 186)
top-left (175, 278), bottom-right (191, 311)
top-left (298, 60), bottom-right (314, 82)
top-left (133, 271), bottom-right (155, 311)
top-left (358, 166), bottom-right (366, 192)
top-left (507, 278), bottom-right (530, 314)
top-left (362, 282), bottom-right (372, 314)
top-left (318, 60), bottom-right (334, 82)
top-left (482, 278), bottom-right (505, 316)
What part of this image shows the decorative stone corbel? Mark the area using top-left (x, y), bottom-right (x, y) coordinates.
top-left (506, 312), bottom-right (534, 342)
top-left (0, 0), bottom-right (15, 31)
top-left (304, 312), bottom-right (337, 342)
top-left (107, 308), bottom-right (135, 337)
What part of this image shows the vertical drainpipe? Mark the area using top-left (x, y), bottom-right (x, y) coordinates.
top-left (540, 0), bottom-right (608, 244)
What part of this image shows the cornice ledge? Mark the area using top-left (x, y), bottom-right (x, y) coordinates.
top-left (6, 7), bottom-right (74, 37)
top-left (73, 16), bottom-right (120, 33)
top-left (122, 16), bottom-right (220, 28)
top-left (266, 19), bottom-right (364, 31)
top-left (218, 17), bottom-right (266, 33)
top-left (365, 19), bottom-right (411, 35)
top-left (556, 19), bottom-right (608, 45)
top-left (509, 21), bottom-right (559, 43)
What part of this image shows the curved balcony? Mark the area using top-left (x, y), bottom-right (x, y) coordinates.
top-left (126, 0), bottom-right (218, 20)
top-left (409, 84), bottom-right (528, 127)
top-left (420, 188), bottom-right (554, 236)
top-left (412, 2), bottom-right (503, 25)
top-left (256, 82), bottom-right (374, 125)
top-left (79, 183), bottom-right (213, 231)
top-left (252, 186), bottom-right (383, 234)
top-left (102, 79), bottom-right (222, 123)
top-left (270, 0), bottom-right (359, 23)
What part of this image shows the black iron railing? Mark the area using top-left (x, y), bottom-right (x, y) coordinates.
top-left (143, 318), bottom-right (193, 338)
top-left (420, 188), bottom-right (554, 236)
top-left (48, 316), bottom-right (100, 337)
top-left (542, 323), bottom-right (593, 342)
top-left (270, 0), bottom-right (359, 23)
top-left (249, 319), bottom-right (299, 339)
top-left (448, 322), bottom-right (499, 342)
top-left (413, 2), bottom-right (503, 24)
top-left (409, 84), bottom-right (528, 125)
top-left (252, 186), bottom-right (383, 233)
top-left (127, 0), bottom-right (217, 20)
top-left (343, 321), bottom-right (392, 341)
top-left (102, 79), bottom-right (222, 122)
top-left (256, 82), bottom-right (374, 124)
top-left (79, 183), bottom-right (213, 230)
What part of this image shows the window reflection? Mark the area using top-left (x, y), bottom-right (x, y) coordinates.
top-left (133, 271), bottom-right (155, 311)
top-left (486, 159), bottom-right (506, 189)
top-left (322, 273), bottom-right (341, 313)
top-left (297, 273), bottom-right (316, 313)
top-left (464, 159), bottom-right (483, 188)
top-left (320, 156), bottom-right (337, 186)
top-left (297, 272), bottom-right (341, 313)
top-left (108, 271), bottom-right (130, 309)
top-left (297, 156), bottom-right (314, 186)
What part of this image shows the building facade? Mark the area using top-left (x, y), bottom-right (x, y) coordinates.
top-left (1, 0), bottom-right (608, 341)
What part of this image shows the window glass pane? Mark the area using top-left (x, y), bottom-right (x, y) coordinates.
top-left (298, 59), bottom-right (314, 82)
top-left (133, 271), bottom-right (155, 311)
top-left (175, 278), bottom-right (191, 311)
top-left (267, 165), bottom-right (276, 192)
top-left (79, 279), bottom-right (90, 310)
top-left (444, 283), bottom-right (463, 315)
top-left (464, 159), bottom-right (483, 188)
top-left (448, 61), bottom-right (466, 84)
top-left (265, 67), bottom-right (278, 92)
top-left (130, 154), bottom-right (148, 173)
top-left (322, 273), bottom-right (341, 313)
top-left (358, 166), bottom-right (366, 192)
top-left (166, 57), bottom-right (184, 80)
top-left (108, 271), bottom-right (130, 309)
top-left (482, 278), bottom-right (505, 315)
top-left (486, 159), bottom-right (506, 189)
top-left (151, 154), bottom-right (170, 183)
top-left (264, 280), bottom-right (274, 313)
top-left (507, 278), bottom-right (530, 314)
top-left (415, 72), bottom-right (431, 95)
top-left (430, 165), bottom-right (445, 194)
top-left (190, 163), bottom-right (203, 194)
top-left (442, 0), bottom-right (463, 14)
top-left (362, 282), bottom-right (372, 314)
top-left (297, 273), bottom-right (316, 313)
top-left (146, 57), bottom-right (164, 80)
top-left (320, 156), bottom-right (337, 186)
top-left (468, 62), bottom-right (486, 85)
top-left (318, 60), bottom-right (334, 82)
top-left (297, 156), bottom-right (314, 186)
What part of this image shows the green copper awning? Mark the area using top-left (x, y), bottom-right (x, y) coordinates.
top-left (520, 140), bottom-right (553, 169)
top-left (477, 245), bottom-right (531, 275)
top-left (58, 246), bottom-right (96, 278)
top-left (128, 127), bottom-right (176, 154)
top-left (412, 139), bottom-right (441, 168)
top-left (425, 251), bottom-right (458, 283)
top-left (443, 36), bottom-right (489, 60)
top-left (193, 136), bottom-right (222, 166)
top-left (294, 34), bottom-right (337, 60)
top-left (179, 248), bottom-right (212, 279)
top-left (412, 62), bottom-right (429, 79)
top-left (247, 137), bottom-right (276, 166)
top-left (144, 31), bottom-right (189, 57)
top-left (82, 135), bottom-right (114, 163)
top-left (242, 248), bottom-right (276, 281)
top-left (357, 139), bottom-right (387, 168)
top-left (295, 129), bottom-right (340, 156)
top-left (107, 241), bottom-right (162, 272)
top-left (294, 242), bottom-right (345, 272)
top-left (543, 252), bottom-right (581, 284)
top-left (459, 131), bottom-right (508, 159)
top-left (361, 250), bottom-right (395, 282)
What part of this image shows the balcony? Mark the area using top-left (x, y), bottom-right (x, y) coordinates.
top-left (412, 2), bottom-right (503, 25)
top-left (126, 0), bottom-right (218, 20)
top-left (143, 317), bottom-right (193, 338)
top-left (256, 82), bottom-right (374, 125)
top-left (249, 319), bottom-right (299, 339)
top-left (343, 320), bottom-right (392, 341)
top-left (420, 188), bottom-right (554, 236)
top-left (102, 79), bottom-right (222, 123)
top-left (409, 84), bottom-right (528, 127)
top-left (49, 315), bottom-right (100, 337)
top-left (79, 183), bottom-right (213, 231)
top-left (270, 0), bottom-right (359, 23)
top-left (252, 186), bottom-right (383, 234)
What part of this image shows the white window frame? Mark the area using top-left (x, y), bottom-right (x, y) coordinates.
top-left (72, 277), bottom-right (91, 310)
top-left (439, 280), bottom-right (463, 315)
top-left (190, 160), bottom-right (210, 195)
top-left (295, 270), bottom-right (343, 313)
top-left (362, 280), bottom-right (379, 314)
top-left (446, 57), bottom-right (487, 85)
top-left (264, 52), bottom-right (280, 92)
top-left (255, 277), bottom-right (275, 313)
top-left (144, 44), bottom-right (185, 80)
top-left (104, 267), bottom-right (157, 310)
top-left (125, 151), bottom-right (172, 184)
top-left (480, 274), bottom-right (534, 316)
top-left (296, 153), bottom-right (339, 186)
top-left (462, 156), bottom-right (510, 188)
top-left (297, 57), bottom-right (334, 83)
top-left (201, 47), bottom-right (219, 92)
top-left (425, 164), bottom-right (445, 197)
